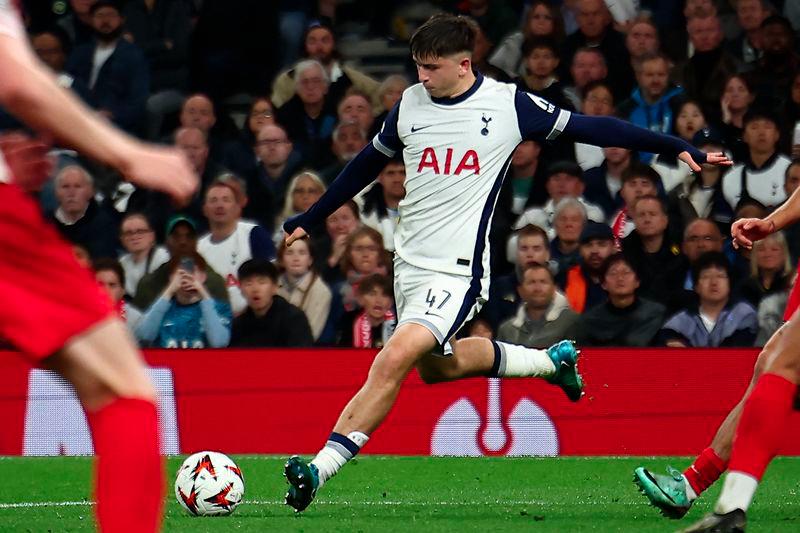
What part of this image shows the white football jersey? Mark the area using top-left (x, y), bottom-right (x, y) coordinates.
top-left (373, 73), bottom-right (571, 279)
top-left (198, 221), bottom-right (260, 314)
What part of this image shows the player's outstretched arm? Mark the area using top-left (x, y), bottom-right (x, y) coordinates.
top-left (0, 34), bottom-right (195, 202)
top-left (283, 143), bottom-right (390, 244)
top-left (562, 114), bottom-right (732, 170)
top-left (732, 184), bottom-right (800, 249)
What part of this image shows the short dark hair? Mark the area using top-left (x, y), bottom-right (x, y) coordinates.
top-left (581, 80), bottom-right (614, 102)
top-left (519, 262), bottom-right (554, 283)
top-left (786, 158), bottom-right (800, 183)
top-left (93, 258), bottom-right (125, 288)
top-left (518, 224), bottom-right (548, 243)
top-left (238, 259), bottom-right (278, 282)
top-left (621, 162), bottom-right (661, 186)
top-left (599, 253), bottom-right (638, 281)
top-left (90, 0), bottom-right (122, 15)
top-left (691, 251), bottom-right (731, 285)
top-left (410, 13), bottom-right (478, 59)
top-left (357, 273), bottom-right (393, 297)
top-left (521, 36), bottom-right (560, 59)
top-left (761, 14), bottom-right (793, 34)
top-left (632, 194), bottom-right (667, 215)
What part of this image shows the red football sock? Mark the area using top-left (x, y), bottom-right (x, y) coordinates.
top-left (728, 373), bottom-right (797, 480)
top-left (85, 398), bottom-right (164, 533)
top-left (683, 446), bottom-right (727, 496)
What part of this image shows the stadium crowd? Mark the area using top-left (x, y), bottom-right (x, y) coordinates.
top-left (8, 0), bottom-right (800, 350)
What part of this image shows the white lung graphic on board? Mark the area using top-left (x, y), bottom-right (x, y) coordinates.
top-left (23, 367), bottom-right (180, 456)
top-left (431, 378), bottom-right (558, 456)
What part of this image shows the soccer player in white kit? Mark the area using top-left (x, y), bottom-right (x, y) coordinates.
top-left (282, 14), bottom-right (731, 512)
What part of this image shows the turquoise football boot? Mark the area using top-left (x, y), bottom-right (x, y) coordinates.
top-left (546, 340), bottom-right (584, 401)
top-left (284, 456), bottom-right (319, 513)
top-left (633, 466), bottom-right (692, 519)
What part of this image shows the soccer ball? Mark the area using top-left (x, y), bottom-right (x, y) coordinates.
top-left (175, 451), bottom-right (245, 516)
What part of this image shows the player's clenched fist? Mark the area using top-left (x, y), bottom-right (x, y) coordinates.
top-left (0, 132), bottom-right (53, 192)
top-left (731, 217), bottom-right (775, 250)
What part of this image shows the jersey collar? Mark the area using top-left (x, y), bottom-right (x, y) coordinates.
top-left (430, 71), bottom-right (484, 106)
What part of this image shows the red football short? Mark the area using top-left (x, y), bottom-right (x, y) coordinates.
top-left (0, 183), bottom-right (113, 361)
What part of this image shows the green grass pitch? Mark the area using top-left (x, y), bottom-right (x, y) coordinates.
top-left (0, 456), bottom-right (798, 532)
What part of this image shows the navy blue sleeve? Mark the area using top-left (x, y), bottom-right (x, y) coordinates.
top-left (283, 143), bottom-right (391, 234)
top-left (563, 114), bottom-right (708, 164)
top-left (372, 100), bottom-right (403, 156)
top-left (249, 225), bottom-right (276, 260)
top-left (514, 91), bottom-right (571, 141)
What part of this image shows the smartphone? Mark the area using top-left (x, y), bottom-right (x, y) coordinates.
top-left (179, 257), bottom-right (195, 272)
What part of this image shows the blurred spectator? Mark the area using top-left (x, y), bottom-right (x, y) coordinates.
top-left (659, 252), bottom-right (757, 347)
top-left (275, 59), bottom-right (337, 167)
top-left (177, 94), bottom-right (219, 152)
top-left (462, 313), bottom-right (495, 340)
top-left (576, 253), bottom-right (666, 346)
top-left (748, 15), bottom-right (799, 111)
top-left (550, 198), bottom-right (586, 282)
top-left (123, 0), bottom-right (192, 140)
top-left (361, 158), bottom-right (405, 252)
top-left (667, 127), bottom-right (734, 235)
top-left (250, 123), bottom-right (303, 222)
top-left (30, 27), bottom-right (89, 99)
top-left (271, 21), bottom-right (380, 113)
top-left (722, 109), bottom-right (790, 211)
top-left (609, 162), bottom-right (661, 243)
top-left (452, 0), bottom-right (517, 49)
top-left (497, 263), bottom-right (579, 348)
top-left (737, 231), bottom-right (793, 308)
top-left (134, 215), bottom-right (229, 310)
top-left (198, 177), bottom-right (276, 315)
top-left (573, 80), bottom-right (616, 170)
top-left (489, 0), bottom-right (565, 78)
top-left (320, 120), bottom-right (368, 183)
top-left (619, 53), bottom-right (684, 162)
top-left (277, 239), bottom-right (332, 342)
top-left (49, 165), bottom-right (119, 259)
top-left (374, 74), bottom-right (409, 130)
top-left (316, 200), bottom-right (361, 283)
top-left (672, 12), bottom-right (740, 120)
top-left (136, 254), bottom-right (232, 348)
top-left (72, 243), bottom-right (92, 269)
top-left (622, 195), bottom-right (688, 312)
top-left (230, 259), bottom-right (314, 347)
top-left (563, 221), bottom-right (615, 312)
top-left (726, 0), bottom-right (769, 65)
top-left (512, 161), bottom-right (605, 239)
top-left (681, 217), bottom-right (725, 282)
top-left (490, 224), bottom-right (553, 328)
top-left (783, 159), bottom-right (800, 263)
top-left (515, 37), bottom-right (573, 111)
top-left (625, 18), bottom-right (660, 63)
top-left (58, 0), bottom-right (98, 47)
top-left (94, 257), bottom-right (142, 331)
top-left (719, 74), bottom-right (755, 161)
top-left (274, 171), bottom-right (326, 246)
top-left (563, 47), bottom-right (607, 110)
top-left (785, 72), bottom-right (800, 157)
top-left (337, 273), bottom-right (395, 348)
top-left (337, 89), bottom-right (375, 138)
top-left (496, 140), bottom-right (547, 217)
top-left (560, 0), bottom-right (634, 100)
top-left (583, 146), bottom-right (632, 219)
top-left (66, 0), bottom-right (149, 134)
top-left (756, 288), bottom-right (790, 346)
top-left (652, 100), bottom-right (707, 192)
top-left (118, 212), bottom-right (169, 297)
top-left (222, 96), bottom-right (279, 179)
top-left (336, 226), bottom-right (389, 313)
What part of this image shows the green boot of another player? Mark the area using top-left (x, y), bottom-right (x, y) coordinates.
top-left (284, 456), bottom-right (320, 513)
top-left (546, 340), bottom-right (584, 402)
top-left (633, 466), bottom-right (692, 519)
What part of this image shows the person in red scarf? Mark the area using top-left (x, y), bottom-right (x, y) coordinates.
top-left (337, 274), bottom-right (395, 348)
top-left (93, 258), bottom-right (142, 332)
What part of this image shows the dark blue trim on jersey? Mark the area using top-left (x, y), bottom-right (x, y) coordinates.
top-left (283, 143), bottom-right (390, 235)
top-left (443, 152), bottom-right (515, 343)
top-left (564, 114), bottom-right (708, 164)
top-left (430, 72), bottom-right (484, 106)
top-left (376, 99), bottom-right (403, 154)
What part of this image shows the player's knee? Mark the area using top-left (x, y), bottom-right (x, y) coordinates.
top-left (368, 345), bottom-right (416, 387)
top-left (417, 363), bottom-right (448, 384)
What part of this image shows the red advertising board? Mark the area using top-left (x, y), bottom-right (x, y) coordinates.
top-left (2, 348), bottom-right (800, 456)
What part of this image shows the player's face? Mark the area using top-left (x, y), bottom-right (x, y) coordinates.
top-left (620, 178), bottom-right (656, 207)
top-left (554, 207), bottom-right (585, 243)
top-left (203, 186), bottom-right (240, 225)
top-left (120, 215), bottom-right (155, 254)
top-left (743, 119), bottom-right (779, 153)
top-left (785, 165), bottom-right (800, 196)
top-left (518, 267), bottom-right (555, 309)
top-left (633, 199), bottom-right (667, 238)
top-left (512, 141), bottom-right (541, 167)
top-left (333, 124), bottom-right (367, 162)
top-left (517, 234), bottom-right (550, 267)
top-left (349, 236), bottom-right (382, 274)
top-left (546, 172), bottom-right (584, 201)
top-left (626, 22), bottom-right (658, 58)
top-left (675, 103), bottom-right (705, 142)
top-left (682, 221), bottom-right (722, 262)
top-left (248, 99), bottom-right (275, 134)
top-left (240, 275), bottom-right (277, 313)
top-left (181, 96), bottom-right (216, 132)
top-left (378, 163), bottom-right (406, 200)
top-left (96, 269), bottom-right (125, 303)
top-left (755, 239), bottom-right (785, 272)
top-left (305, 27), bottom-right (335, 64)
top-left (637, 58), bottom-right (668, 100)
top-left (339, 95), bottom-right (374, 133)
top-left (292, 175), bottom-right (324, 212)
top-left (414, 54), bottom-right (471, 99)
top-left (525, 48), bottom-right (559, 78)
top-left (359, 287), bottom-right (392, 321)
top-left (723, 77), bottom-right (753, 111)
top-left (602, 261), bottom-right (639, 298)
top-left (580, 238), bottom-right (614, 271)
top-left (583, 86), bottom-right (614, 116)
top-left (326, 205), bottom-right (359, 237)
top-left (696, 266), bottom-right (730, 305)
top-left (281, 239), bottom-right (313, 277)
top-left (255, 125), bottom-right (292, 165)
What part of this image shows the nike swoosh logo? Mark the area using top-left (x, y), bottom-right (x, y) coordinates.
top-left (411, 125), bottom-right (432, 133)
top-left (424, 311), bottom-right (443, 318)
